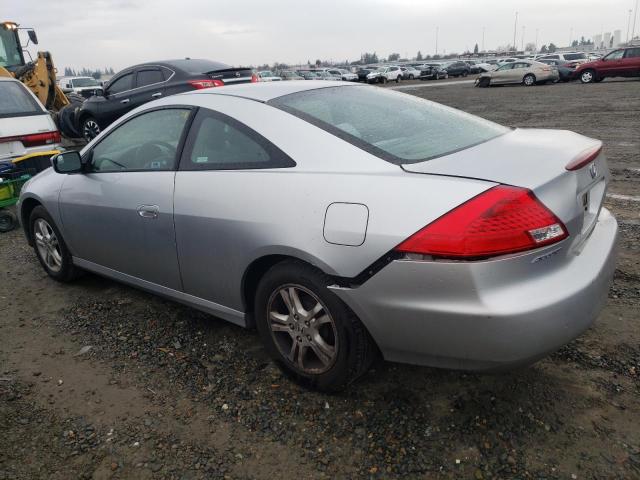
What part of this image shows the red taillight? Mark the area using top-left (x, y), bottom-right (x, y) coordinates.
top-left (565, 144), bottom-right (602, 171)
top-left (188, 79), bottom-right (224, 89)
top-left (395, 185), bottom-right (568, 260)
top-left (0, 131), bottom-right (61, 147)
top-left (251, 74), bottom-right (258, 83)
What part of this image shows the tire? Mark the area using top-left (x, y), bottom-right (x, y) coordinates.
top-left (395, 75), bottom-right (400, 83)
top-left (594, 77), bottom-right (604, 83)
top-left (409, 74), bottom-right (414, 80)
top-left (80, 115), bottom-right (101, 142)
top-left (255, 260), bottom-right (377, 391)
top-left (29, 206), bottom-right (79, 282)
top-left (476, 77), bottom-right (490, 88)
top-left (462, 71), bottom-right (468, 77)
top-left (380, 76), bottom-right (387, 84)
top-left (0, 210), bottom-right (16, 233)
top-left (523, 74), bottom-right (536, 86)
top-left (580, 69), bottom-right (596, 84)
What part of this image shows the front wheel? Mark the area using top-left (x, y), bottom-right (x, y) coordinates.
top-left (0, 210), bottom-right (17, 233)
top-left (81, 115), bottom-right (101, 142)
top-left (29, 206), bottom-right (79, 282)
top-left (580, 69), bottom-right (596, 84)
top-left (255, 261), bottom-right (377, 391)
top-left (523, 74), bottom-right (536, 86)
top-left (409, 74), bottom-right (414, 80)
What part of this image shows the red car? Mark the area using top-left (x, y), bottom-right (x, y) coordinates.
top-left (573, 46), bottom-right (640, 83)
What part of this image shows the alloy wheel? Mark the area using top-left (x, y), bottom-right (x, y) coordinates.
top-left (267, 284), bottom-right (338, 374)
top-left (83, 119), bottom-right (100, 140)
top-left (581, 71), bottom-right (594, 83)
top-left (34, 219), bottom-right (63, 272)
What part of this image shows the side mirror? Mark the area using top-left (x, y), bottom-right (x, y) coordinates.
top-left (52, 151), bottom-right (84, 174)
top-left (27, 30), bottom-right (38, 45)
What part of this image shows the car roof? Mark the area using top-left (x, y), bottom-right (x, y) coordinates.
top-left (182, 80), bottom-right (356, 102)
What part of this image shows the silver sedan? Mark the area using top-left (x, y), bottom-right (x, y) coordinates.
top-left (18, 81), bottom-right (617, 391)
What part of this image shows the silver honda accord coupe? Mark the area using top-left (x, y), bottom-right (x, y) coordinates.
top-left (17, 81), bottom-right (618, 390)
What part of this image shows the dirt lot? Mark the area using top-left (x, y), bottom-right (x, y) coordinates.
top-left (1, 78), bottom-right (639, 480)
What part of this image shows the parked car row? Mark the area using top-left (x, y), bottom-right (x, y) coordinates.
top-left (474, 46), bottom-right (640, 87)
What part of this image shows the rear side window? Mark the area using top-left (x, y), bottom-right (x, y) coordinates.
top-left (625, 48), bottom-right (640, 58)
top-left (181, 109), bottom-right (295, 171)
top-left (270, 86), bottom-right (509, 165)
top-left (563, 53), bottom-right (586, 60)
top-left (137, 69), bottom-right (164, 87)
top-left (0, 81), bottom-right (43, 118)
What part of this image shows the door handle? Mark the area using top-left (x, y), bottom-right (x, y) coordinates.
top-left (120, 98), bottom-right (130, 104)
top-left (137, 205), bottom-right (159, 219)
top-left (151, 92), bottom-right (162, 98)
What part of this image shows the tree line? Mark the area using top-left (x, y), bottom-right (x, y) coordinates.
top-left (62, 67), bottom-right (115, 79)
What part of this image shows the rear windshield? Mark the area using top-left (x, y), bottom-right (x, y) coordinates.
top-left (269, 86), bottom-right (509, 165)
top-left (169, 59), bottom-right (232, 74)
top-left (0, 81), bottom-right (44, 118)
top-left (563, 53), bottom-right (586, 60)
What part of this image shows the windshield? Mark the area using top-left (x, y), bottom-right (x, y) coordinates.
top-left (73, 77), bottom-right (99, 87)
top-left (0, 27), bottom-right (23, 68)
top-left (0, 81), bottom-right (44, 117)
top-left (270, 86), bottom-right (509, 165)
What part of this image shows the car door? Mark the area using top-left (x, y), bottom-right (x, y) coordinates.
top-left (131, 67), bottom-right (167, 107)
top-left (492, 63), bottom-right (514, 84)
top-left (58, 107), bottom-right (194, 290)
top-left (100, 70), bottom-right (135, 126)
top-left (621, 47), bottom-right (640, 76)
top-left (510, 62), bottom-right (529, 83)
top-left (173, 107), bottom-right (296, 311)
top-left (599, 49), bottom-right (625, 76)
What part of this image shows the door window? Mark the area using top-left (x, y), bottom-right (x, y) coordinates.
top-left (89, 108), bottom-right (191, 172)
top-left (107, 73), bottom-right (134, 94)
top-left (604, 50), bottom-right (624, 61)
top-left (181, 109), bottom-right (295, 170)
top-left (497, 64), bottom-right (514, 71)
top-left (137, 69), bottom-right (164, 87)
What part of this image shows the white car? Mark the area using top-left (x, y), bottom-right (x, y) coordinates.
top-left (257, 71), bottom-right (282, 82)
top-left (367, 65), bottom-right (402, 83)
top-left (0, 78), bottom-right (61, 166)
top-left (328, 68), bottom-right (357, 81)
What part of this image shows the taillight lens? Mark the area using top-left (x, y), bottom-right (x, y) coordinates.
top-left (251, 73), bottom-right (259, 83)
top-left (188, 79), bottom-right (224, 89)
top-left (395, 185), bottom-right (568, 260)
top-left (565, 144), bottom-right (602, 171)
top-left (0, 131), bottom-right (61, 147)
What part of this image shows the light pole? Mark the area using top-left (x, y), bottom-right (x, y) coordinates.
top-left (521, 26), bottom-right (525, 51)
top-left (535, 28), bottom-right (539, 52)
top-left (435, 26), bottom-right (439, 56)
top-left (632, 0), bottom-right (639, 41)
top-left (628, 9), bottom-right (633, 43)
top-left (569, 27), bottom-right (573, 47)
top-left (512, 11), bottom-right (518, 52)
top-left (482, 26), bottom-right (485, 52)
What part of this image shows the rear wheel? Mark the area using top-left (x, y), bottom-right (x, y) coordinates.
top-left (29, 206), bottom-right (79, 282)
top-left (255, 260), bottom-right (377, 391)
top-left (395, 74), bottom-right (401, 83)
top-left (523, 74), bottom-right (536, 86)
top-left (580, 69), bottom-right (596, 83)
top-left (476, 77), bottom-right (490, 88)
top-left (409, 74), bottom-right (414, 80)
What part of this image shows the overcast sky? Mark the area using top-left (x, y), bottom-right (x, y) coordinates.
top-left (12, 0), bottom-right (638, 70)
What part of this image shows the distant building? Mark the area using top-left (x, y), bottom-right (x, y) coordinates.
top-left (593, 34), bottom-right (602, 48)
top-left (613, 30), bottom-right (621, 46)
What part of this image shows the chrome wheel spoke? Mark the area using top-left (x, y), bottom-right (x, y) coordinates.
top-left (297, 345), bottom-right (307, 369)
top-left (315, 314), bottom-right (332, 326)
top-left (287, 341), bottom-right (298, 362)
top-left (308, 301), bottom-right (324, 320)
top-left (271, 323), bottom-right (292, 334)
top-left (311, 336), bottom-right (335, 365)
top-left (269, 311), bottom-right (289, 324)
top-left (280, 289), bottom-right (295, 315)
top-left (288, 287), bottom-right (304, 315)
top-left (50, 248), bottom-right (62, 266)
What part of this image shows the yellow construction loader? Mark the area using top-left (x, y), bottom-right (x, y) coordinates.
top-left (1, 21), bottom-right (83, 137)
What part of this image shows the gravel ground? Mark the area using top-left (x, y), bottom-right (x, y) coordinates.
top-left (1, 78), bottom-right (639, 480)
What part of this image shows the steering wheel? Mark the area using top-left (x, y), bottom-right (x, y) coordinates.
top-left (136, 141), bottom-right (175, 169)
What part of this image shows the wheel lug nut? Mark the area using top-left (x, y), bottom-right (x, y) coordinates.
top-left (294, 314), bottom-right (299, 320)
top-left (296, 336), bottom-right (301, 342)
top-left (306, 335), bottom-right (312, 341)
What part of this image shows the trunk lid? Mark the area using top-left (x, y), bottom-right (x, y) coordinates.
top-left (401, 128), bottom-right (609, 251)
top-left (207, 68), bottom-right (254, 85)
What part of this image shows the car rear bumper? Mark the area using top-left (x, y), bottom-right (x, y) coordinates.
top-left (331, 208), bottom-right (618, 370)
